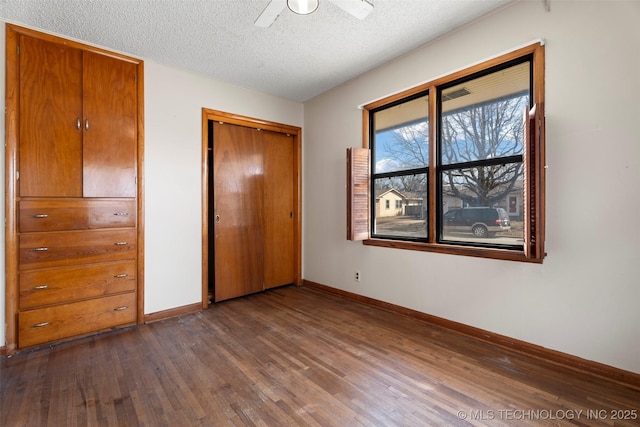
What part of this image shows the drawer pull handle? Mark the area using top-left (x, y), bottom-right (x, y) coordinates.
top-left (114, 273), bottom-right (129, 278)
top-left (30, 247), bottom-right (49, 252)
top-left (31, 285), bottom-right (50, 290)
top-left (114, 242), bottom-right (129, 246)
top-left (32, 322), bottom-right (51, 328)
top-left (114, 306), bottom-right (129, 311)
top-left (31, 214), bottom-right (49, 219)
top-left (114, 212), bottom-right (129, 216)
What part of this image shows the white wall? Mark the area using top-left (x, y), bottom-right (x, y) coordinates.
top-left (303, 0), bottom-right (640, 374)
top-left (144, 62), bottom-right (303, 313)
top-left (0, 22), bottom-right (303, 344)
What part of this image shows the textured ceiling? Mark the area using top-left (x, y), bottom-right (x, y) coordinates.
top-left (1, 0), bottom-right (514, 102)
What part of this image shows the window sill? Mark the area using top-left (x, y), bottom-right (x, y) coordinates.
top-left (363, 238), bottom-right (544, 263)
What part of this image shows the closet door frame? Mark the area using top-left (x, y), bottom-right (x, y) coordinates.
top-left (201, 109), bottom-right (302, 308)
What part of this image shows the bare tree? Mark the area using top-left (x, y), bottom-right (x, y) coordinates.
top-left (374, 174), bottom-right (426, 197)
top-left (383, 122), bottom-right (429, 172)
top-left (441, 95), bottom-right (526, 206)
top-left (380, 121), bottom-right (429, 194)
top-left (382, 94), bottom-right (527, 206)
top-left (441, 163), bottom-right (520, 207)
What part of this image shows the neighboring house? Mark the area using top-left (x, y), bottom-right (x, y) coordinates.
top-left (376, 181), bottom-right (524, 220)
top-left (375, 189), bottom-right (406, 217)
top-left (402, 192), bottom-right (427, 218)
top-left (376, 189), bottom-right (426, 218)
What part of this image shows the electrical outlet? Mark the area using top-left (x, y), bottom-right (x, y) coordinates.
top-left (354, 271), bottom-right (361, 282)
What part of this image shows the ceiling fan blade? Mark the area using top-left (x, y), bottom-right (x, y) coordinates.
top-left (328, 0), bottom-right (373, 20)
top-left (255, 0), bottom-right (287, 28)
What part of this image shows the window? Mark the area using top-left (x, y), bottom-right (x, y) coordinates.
top-left (372, 92), bottom-right (429, 239)
top-left (348, 43), bottom-right (545, 262)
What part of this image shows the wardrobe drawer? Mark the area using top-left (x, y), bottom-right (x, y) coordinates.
top-left (19, 229), bottom-right (136, 270)
top-left (19, 261), bottom-right (136, 309)
top-left (18, 292), bottom-right (136, 348)
top-left (19, 199), bottom-right (136, 232)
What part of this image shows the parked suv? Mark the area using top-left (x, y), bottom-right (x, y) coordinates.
top-left (442, 207), bottom-right (511, 238)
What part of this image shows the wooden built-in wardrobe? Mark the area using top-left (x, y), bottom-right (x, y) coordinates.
top-left (4, 25), bottom-right (144, 352)
top-left (202, 110), bottom-right (301, 303)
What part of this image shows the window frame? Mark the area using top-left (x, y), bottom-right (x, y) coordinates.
top-left (359, 43), bottom-right (545, 263)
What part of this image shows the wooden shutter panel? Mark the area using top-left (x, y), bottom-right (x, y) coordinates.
top-left (523, 103), bottom-right (546, 260)
top-left (347, 147), bottom-right (370, 241)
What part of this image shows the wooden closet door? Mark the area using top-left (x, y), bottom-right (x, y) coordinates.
top-left (213, 123), bottom-right (264, 302)
top-left (18, 35), bottom-right (83, 197)
top-left (263, 131), bottom-right (295, 289)
top-left (82, 51), bottom-right (138, 197)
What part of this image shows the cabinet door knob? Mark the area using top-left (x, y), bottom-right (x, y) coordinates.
top-left (77, 118), bottom-right (81, 130)
top-left (114, 212), bottom-right (129, 216)
top-left (85, 119), bottom-right (90, 131)
top-left (114, 242), bottom-right (128, 246)
top-left (32, 322), bottom-right (51, 328)
top-left (31, 214), bottom-right (49, 219)
top-left (114, 306), bottom-right (129, 311)
top-left (114, 273), bottom-right (129, 278)
top-left (30, 247), bottom-right (49, 252)
top-left (31, 285), bottom-right (50, 290)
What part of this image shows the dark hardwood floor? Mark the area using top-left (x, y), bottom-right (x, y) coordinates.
top-left (2, 285), bottom-right (639, 426)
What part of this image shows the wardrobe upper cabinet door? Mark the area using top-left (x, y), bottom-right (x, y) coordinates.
top-left (18, 36), bottom-right (83, 197)
top-left (83, 52), bottom-right (138, 197)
